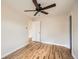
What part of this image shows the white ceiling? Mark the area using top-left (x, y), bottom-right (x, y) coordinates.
top-left (2, 0), bottom-right (76, 17)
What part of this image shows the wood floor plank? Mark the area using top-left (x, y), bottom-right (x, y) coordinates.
top-left (3, 41), bottom-right (74, 59)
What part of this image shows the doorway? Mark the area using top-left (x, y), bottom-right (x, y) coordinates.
top-left (32, 21), bottom-right (41, 42)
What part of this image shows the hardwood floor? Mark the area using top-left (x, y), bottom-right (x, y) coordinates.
top-left (3, 41), bottom-right (74, 59)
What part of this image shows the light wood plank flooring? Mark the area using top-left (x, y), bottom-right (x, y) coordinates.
top-left (3, 41), bottom-right (74, 59)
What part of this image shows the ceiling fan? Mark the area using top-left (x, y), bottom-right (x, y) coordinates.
top-left (24, 0), bottom-right (56, 16)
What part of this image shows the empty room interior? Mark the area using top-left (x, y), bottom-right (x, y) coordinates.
top-left (1, 0), bottom-right (78, 59)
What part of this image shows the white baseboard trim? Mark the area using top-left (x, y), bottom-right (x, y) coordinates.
top-left (41, 41), bottom-right (70, 48)
top-left (2, 44), bottom-right (27, 58)
top-left (72, 52), bottom-right (77, 59)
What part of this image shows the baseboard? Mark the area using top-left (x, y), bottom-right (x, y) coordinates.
top-left (72, 52), bottom-right (77, 59)
top-left (41, 41), bottom-right (70, 48)
top-left (2, 44), bottom-right (27, 58)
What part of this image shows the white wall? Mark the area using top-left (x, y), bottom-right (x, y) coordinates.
top-left (32, 15), bottom-right (70, 48)
top-left (1, 2), bottom-right (32, 57)
top-left (70, 0), bottom-right (78, 59)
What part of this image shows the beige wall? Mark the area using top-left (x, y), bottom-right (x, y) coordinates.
top-left (1, 2), bottom-right (32, 57)
top-left (70, 0), bottom-right (78, 59)
top-left (31, 15), bottom-right (70, 48)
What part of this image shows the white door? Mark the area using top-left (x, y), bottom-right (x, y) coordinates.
top-left (32, 21), bottom-right (41, 42)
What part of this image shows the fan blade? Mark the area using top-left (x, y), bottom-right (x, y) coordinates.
top-left (34, 11), bottom-right (39, 16)
top-left (32, 0), bottom-right (39, 9)
top-left (41, 11), bottom-right (48, 14)
top-left (41, 3), bottom-right (56, 10)
top-left (24, 10), bottom-right (36, 12)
